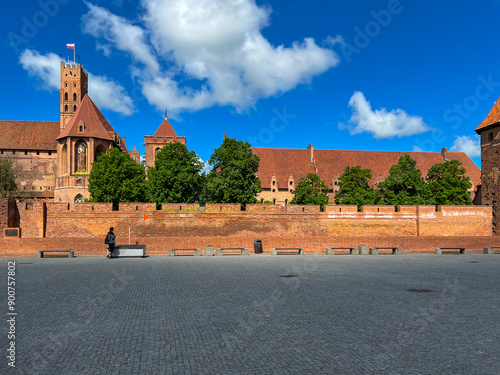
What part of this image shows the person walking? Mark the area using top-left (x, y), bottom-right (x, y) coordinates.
top-left (105, 227), bottom-right (117, 258)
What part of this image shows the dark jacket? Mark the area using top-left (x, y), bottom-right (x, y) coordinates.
top-left (105, 232), bottom-right (116, 245)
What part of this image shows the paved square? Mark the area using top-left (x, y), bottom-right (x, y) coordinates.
top-left (2, 254), bottom-right (500, 374)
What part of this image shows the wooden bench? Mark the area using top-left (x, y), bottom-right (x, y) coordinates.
top-left (326, 247), bottom-right (359, 255)
top-left (111, 245), bottom-right (146, 257)
top-left (369, 247), bottom-right (402, 255)
top-left (272, 248), bottom-right (304, 255)
top-left (167, 248), bottom-right (201, 256)
top-left (435, 247), bottom-right (466, 255)
top-left (215, 248), bottom-right (249, 256)
top-left (38, 250), bottom-right (74, 258)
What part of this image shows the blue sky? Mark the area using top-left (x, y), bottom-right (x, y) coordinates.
top-left (2, 0), bottom-right (499, 168)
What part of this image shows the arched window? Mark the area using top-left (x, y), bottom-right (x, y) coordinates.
top-left (74, 82), bottom-right (76, 88)
top-left (74, 194), bottom-right (84, 203)
top-left (64, 105), bottom-right (68, 112)
top-left (95, 147), bottom-right (103, 161)
top-left (75, 141), bottom-right (87, 173)
top-left (77, 179), bottom-right (83, 186)
top-left (273, 198), bottom-right (276, 204)
top-left (65, 82), bottom-right (68, 87)
top-left (73, 105), bottom-right (77, 112)
top-left (155, 147), bottom-right (161, 157)
top-left (64, 92), bottom-right (68, 101)
top-left (73, 93), bottom-right (77, 101)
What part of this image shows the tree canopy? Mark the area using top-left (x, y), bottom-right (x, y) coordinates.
top-left (147, 142), bottom-right (205, 204)
top-left (335, 166), bottom-right (378, 208)
top-left (378, 154), bottom-right (430, 206)
top-left (0, 158), bottom-right (18, 198)
top-left (203, 138), bottom-right (261, 207)
top-left (426, 160), bottom-right (472, 205)
top-left (290, 173), bottom-right (329, 208)
top-left (88, 147), bottom-right (146, 208)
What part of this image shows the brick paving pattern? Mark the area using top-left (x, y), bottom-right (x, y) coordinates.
top-left (1, 254), bottom-right (499, 374)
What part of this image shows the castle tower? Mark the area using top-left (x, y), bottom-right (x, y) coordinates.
top-left (475, 96), bottom-right (500, 234)
top-left (60, 61), bottom-right (88, 131)
top-left (144, 112), bottom-right (186, 168)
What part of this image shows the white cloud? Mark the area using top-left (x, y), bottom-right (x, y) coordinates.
top-left (339, 91), bottom-right (432, 139)
top-left (412, 145), bottom-right (424, 152)
top-left (82, 0), bottom-right (340, 114)
top-left (19, 50), bottom-right (60, 91)
top-left (82, 2), bottom-right (160, 73)
top-left (19, 49), bottom-right (134, 116)
top-left (450, 135), bottom-right (481, 158)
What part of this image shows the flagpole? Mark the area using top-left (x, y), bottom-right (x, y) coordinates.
top-left (74, 44), bottom-right (76, 65)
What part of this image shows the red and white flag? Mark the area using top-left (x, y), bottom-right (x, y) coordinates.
top-left (66, 43), bottom-right (75, 49)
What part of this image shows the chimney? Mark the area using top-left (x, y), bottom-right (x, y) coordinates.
top-left (441, 147), bottom-right (448, 162)
top-left (307, 144), bottom-right (314, 163)
top-left (223, 132), bottom-right (226, 140)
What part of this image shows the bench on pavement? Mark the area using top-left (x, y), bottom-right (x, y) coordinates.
top-left (483, 247), bottom-right (500, 254)
top-left (435, 247), bottom-right (466, 255)
top-left (369, 247), bottom-right (403, 255)
top-left (168, 248), bottom-right (202, 256)
top-left (111, 245), bottom-right (146, 257)
top-left (215, 248), bottom-right (249, 256)
top-left (38, 250), bottom-right (74, 258)
top-left (326, 247), bottom-right (359, 255)
top-left (272, 248), bottom-right (304, 255)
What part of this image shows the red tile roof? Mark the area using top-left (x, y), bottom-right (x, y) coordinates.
top-left (0, 120), bottom-right (60, 150)
top-left (252, 148), bottom-right (481, 189)
top-left (476, 96), bottom-right (500, 132)
top-left (57, 95), bottom-right (115, 141)
top-left (252, 148), bottom-right (315, 185)
top-left (153, 118), bottom-right (178, 137)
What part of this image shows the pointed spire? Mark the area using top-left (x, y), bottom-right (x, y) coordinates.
top-left (165, 108), bottom-right (168, 119)
top-left (223, 132), bottom-right (226, 140)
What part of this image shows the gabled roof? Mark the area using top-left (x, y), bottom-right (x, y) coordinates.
top-left (252, 148), bottom-right (481, 189)
top-left (153, 118), bottom-right (178, 137)
top-left (57, 95), bottom-right (115, 141)
top-left (476, 96), bottom-right (500, 132)
top-left (0, 120), bottom-right (60, 150)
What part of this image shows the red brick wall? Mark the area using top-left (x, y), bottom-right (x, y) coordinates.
top-left (2, 236), bottom-right (500, 258)
top-left (0, 202), bottom-right (493, 256)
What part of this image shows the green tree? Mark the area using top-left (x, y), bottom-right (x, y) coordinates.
top-left (147, 142), bottom-right (205, 204)
top-left (290, 173), bottom-right (329, 209)
top-left (335, 166), bottom-right (378, 209)
top-left (203, 138), bottom-right (261, 207)
top-left (378, 154), bottom-right (431, 206)
top-left (88, 147), bottom-right (146, 208)
top-left (426, 160), bottom-right (472, 205)
top-left (0, 158), bottom-right (18, 198)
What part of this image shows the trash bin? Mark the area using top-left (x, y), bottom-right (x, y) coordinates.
top-left (254, 239), bottom-right (263, 254)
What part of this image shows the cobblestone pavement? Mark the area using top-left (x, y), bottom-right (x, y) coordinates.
top-left (1, 254), bottom-right (499, 375)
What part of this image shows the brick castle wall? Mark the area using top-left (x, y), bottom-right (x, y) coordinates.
top-left (0, 201), bottom-right (493, 256)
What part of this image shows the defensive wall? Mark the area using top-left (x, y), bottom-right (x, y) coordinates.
top-left (1, 199), bottom-right (497, 256)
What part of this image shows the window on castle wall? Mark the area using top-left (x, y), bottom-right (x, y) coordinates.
top-left (64, 93), bottom-right (68, 101)
top-left (273, 181), bottom-right (275, 185)
top-left (75, 194), bottom-right (84, 203)
top-left (73, 93), bottom-right (77, 101)
top-left (65, 82), bottom-right (67, 87)
top-left (73, 105), bottom-right (77, 112)
top-left (77, 179), bottom-right (83, 186)
top-left (75, 141), bottom-right (87, 173)
top-left (65, 105), bottom-right (68, 112)
top-left (489, 133), bottom-right (494, 141)
top-left (74, 83), bottom-right (76, 88)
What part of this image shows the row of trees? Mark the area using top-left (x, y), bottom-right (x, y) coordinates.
top-left (88, 138), bottom-right (262, 208)
top-left (291, 155), bottom-right (473, 209)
